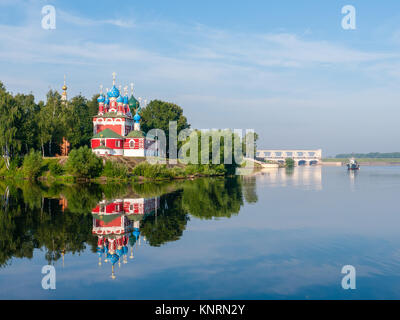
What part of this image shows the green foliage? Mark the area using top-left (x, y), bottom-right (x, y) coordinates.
top-left (242, 131), bottom-right (259, 156)
top-left (63, 95), bottom-right (93, 149)
top-left (132, 162), bottom-right (173, 179)
top-left (22, 150), bottom-right (43, 179)
top-left (181, 177), bottom-right (243, 219)
top-left (285, 157), bottom-right (295, 168)
top-left (48, 161), bottom-right (65, 176)
top-left (179, 130), bottom-right (243, 175)
top-left (242, 176), bottom-right (258, 204)
top-left (66, 146), bottom-right (103, 178)
top-left (140, 100), bottom-right (190, 155)
top-left (140, 191), bottom-right (190, 247)
top-left (0, 172), bottom-right (258, 265)
top-left (0, 81), bottom-right (98, 160)
top-left (102, 160), bottom-right (128, 178)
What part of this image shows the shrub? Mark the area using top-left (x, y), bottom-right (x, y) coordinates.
top-left (171, 167), bottom-right (186, 178)
top-left (285, 158), bottom-right (295, 168)
top-left (49, 161), bottom-right (65, 176)
top-left (22, 150), bottom-right (43, 179)
top-left (66, 146), bottom-right (103, 178)
top-left (102, 160), bottom-right (128, 178)
top-left (132, 162), bottom-right (172, 179)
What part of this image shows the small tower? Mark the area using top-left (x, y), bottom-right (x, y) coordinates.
top-left (61, 74), bottom-right (68, 104)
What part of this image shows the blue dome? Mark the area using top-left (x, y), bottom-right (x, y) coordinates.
top-left (97, 247), bottom-right (105, 256)
top-left (107, 85), bottom-right (120, 98)
top-left (116, 248), bottom-right (124, 257)
top-left (97, 95), bottom-right (105, 103)
top-left (116, 95), bottom-right (124, 103)
top-left (108, 253), bottom-right (119, 265)
top-left (132, 228), bottom-right (140, 239)
top-left (123, 96), bottom-right (129, 104)
top-left (133, 113), bottom-right (141, 122)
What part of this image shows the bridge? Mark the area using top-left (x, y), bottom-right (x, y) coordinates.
top-left (256, 149), bottom-right (322, 166)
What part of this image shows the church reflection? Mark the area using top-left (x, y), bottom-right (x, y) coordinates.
top-left (92, 196), bottom-right (160, 279)
top-left (0, 177), bottom-right (248, 272)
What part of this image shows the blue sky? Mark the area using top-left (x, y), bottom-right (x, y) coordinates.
top-left (1, 0), bottom-right (400, 155)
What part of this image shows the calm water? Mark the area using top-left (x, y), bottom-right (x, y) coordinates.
top-left (1, 166), bottom-right (400, 299)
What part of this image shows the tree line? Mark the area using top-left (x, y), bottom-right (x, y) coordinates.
top-left (0, 176), bottom-right (257, 265)
top-left (0, 81), bottom-right (98, 161)
top-left (335, 152), bottom-right (400, 159)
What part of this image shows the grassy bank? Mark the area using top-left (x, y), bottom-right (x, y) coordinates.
top-left (0, 155), bottom-right (229, 183)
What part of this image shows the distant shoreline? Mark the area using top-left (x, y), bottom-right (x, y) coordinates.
top-left (322, 158), bottom-right (400, 166)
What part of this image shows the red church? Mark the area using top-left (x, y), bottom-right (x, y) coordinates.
top-left (91, 73), bottom-right (159, 157)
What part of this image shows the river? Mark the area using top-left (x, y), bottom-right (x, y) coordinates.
top-left (1, 166), bottom-right (400, 299)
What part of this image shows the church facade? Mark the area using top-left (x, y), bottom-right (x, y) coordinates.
top-left (91, 73), bottom-right (158, 157)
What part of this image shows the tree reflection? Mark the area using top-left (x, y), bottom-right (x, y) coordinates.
top-left (0, 175), bottom-right (258, 267)
top-left (181, 178), bottom-right (243, 219)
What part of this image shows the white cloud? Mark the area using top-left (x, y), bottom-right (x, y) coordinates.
top-left (58, 9), bottom-right (134, 28)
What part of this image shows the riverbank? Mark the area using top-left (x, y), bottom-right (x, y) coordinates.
top-left (0, 155), bottom-right (233, 183)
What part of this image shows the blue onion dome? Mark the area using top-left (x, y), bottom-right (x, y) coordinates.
top-left (97, 95), bottom-right (105, 103)
top-left (123, 95), bottom-right (129, 104)
top-left (97, 247), bottom-right (105, 256)
top-left (116, 95), bottom-right (124, 103)
top-left (107, 253), bottom-right (119, 265)
top-left (133, 113), bottom-right (141, 122)
top-left (123, 246), bottom-right (128, 255)
top-left (132, 228), bottom-right (140, 240)
top-left (108, 85), bottom-right (120, 98)
top-left (116, 248), bottom-right (124, 257)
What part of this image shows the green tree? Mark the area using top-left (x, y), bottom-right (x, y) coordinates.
top-left (140, 100), bottom-right (190, 156)
top-left (22, 150), bottom-right (43, 179)
top-left (242, 131), bottom-right (259, 157)
top-left (285, 158), bottom-right (295, 168)
top-left (0, 82), bottom-right (23, 160)
top-left (140, 191), bottom-right (189, 247)
top-left (66, 146), bottom-right (103, 178)
top-left (37, 90), bottom-right (65, 156)
top-left (14, 93), bottom-right (39, 155)
top-left (64, 95), bottom-right (93, 149)
top-left (181, 178), bottom-right (243, 219)
top-left (87, 94), bottom-right (100, 117)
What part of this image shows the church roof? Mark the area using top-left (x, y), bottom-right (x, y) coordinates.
top-left (92, 213), bottom-right (123, 223)
top-left (93, 128), bottom-right (123, 139)
top-left (128, 95), bottom-right (139, 109)
top-left (93, 145), bottom-right (114, 150)
top-left (126, 130), bottom-right (146, 138)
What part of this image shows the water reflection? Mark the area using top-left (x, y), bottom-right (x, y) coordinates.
top-left (0, 177), bottom-right (252, 272)
top-left (256, 166), bottom-right (322, 190)
top-left (92, 197), bottom-right (160, 279)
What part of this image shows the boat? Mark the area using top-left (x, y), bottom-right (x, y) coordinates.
top-left (346, 158), bottom-right (360, 170)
